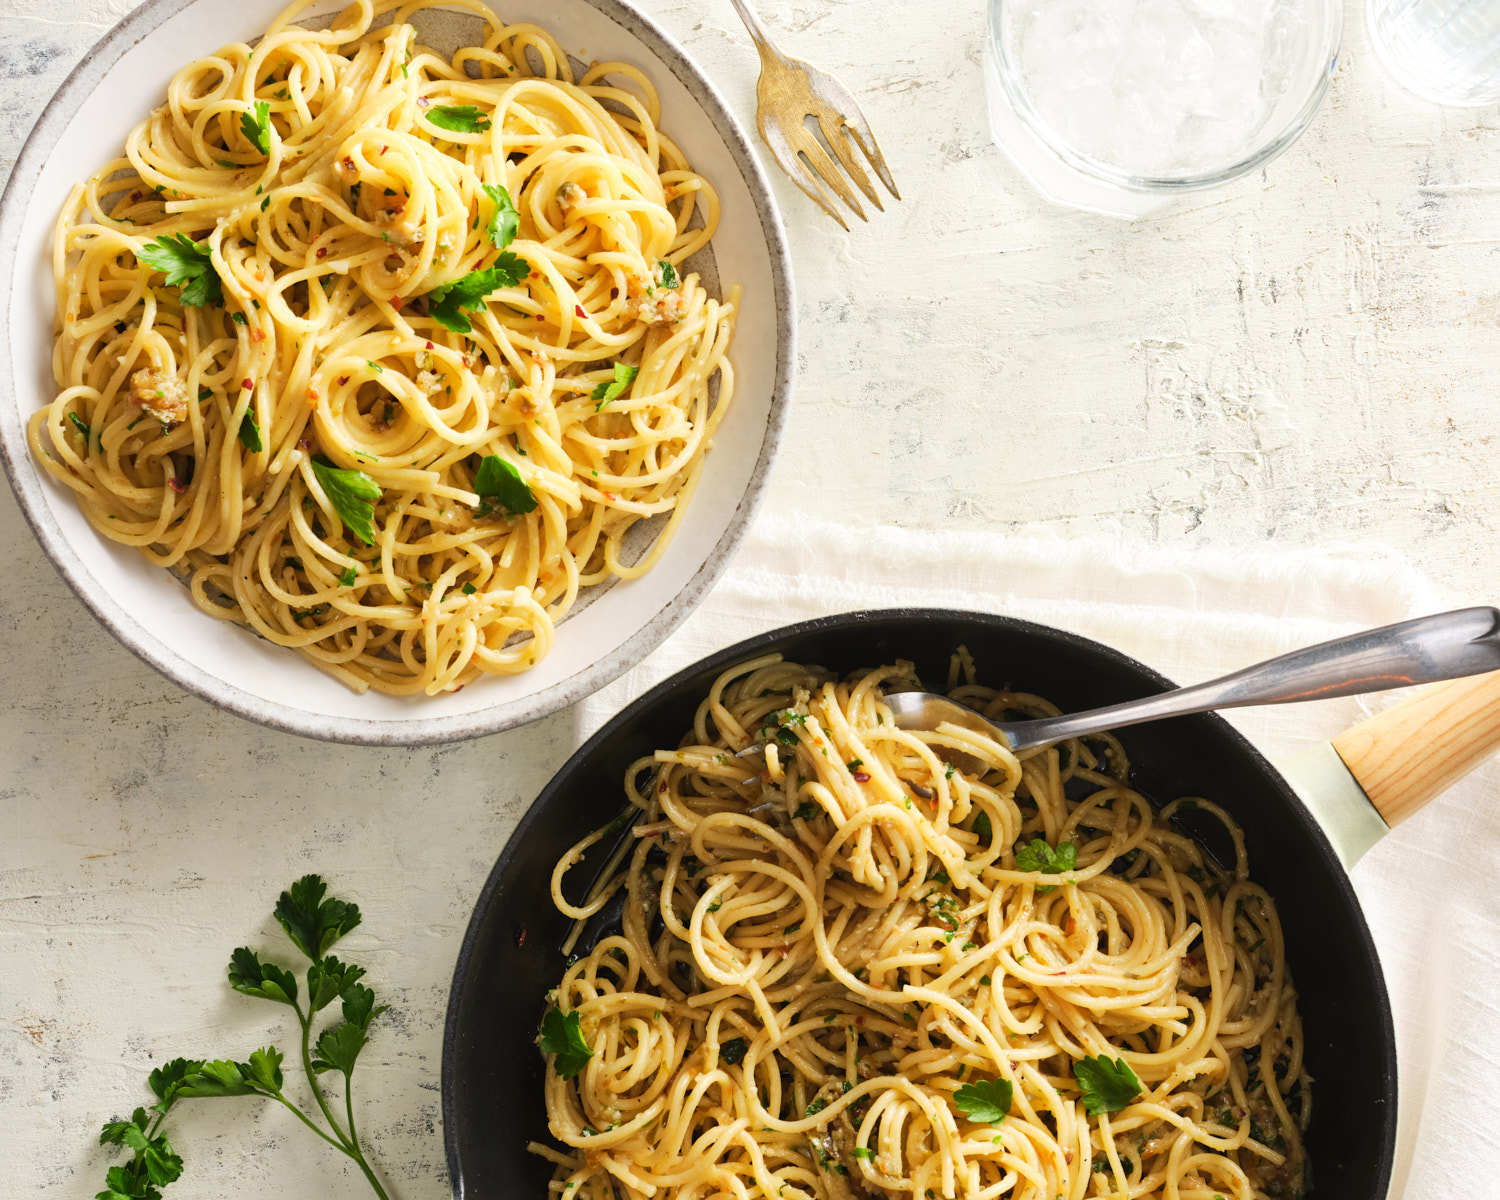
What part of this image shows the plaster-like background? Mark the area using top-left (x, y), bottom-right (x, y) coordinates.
top-left (3, 0), bottom-right (1496, 1195)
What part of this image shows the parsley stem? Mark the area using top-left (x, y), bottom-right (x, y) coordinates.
top-left (345, 1082), bottom-right (362, 1154)
top-left (297, 1007), bottom-right (352, 1149)
top-left (343, 1087), bottom-right (392, 1200)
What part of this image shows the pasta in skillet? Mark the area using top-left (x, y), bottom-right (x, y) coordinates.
top-left (537, 652), bottom-right (1309, 1200)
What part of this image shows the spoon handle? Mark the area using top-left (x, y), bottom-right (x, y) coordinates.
top-left (1010, 606), bottom-right (1500, 751)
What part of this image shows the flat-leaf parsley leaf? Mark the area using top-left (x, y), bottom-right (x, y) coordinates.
top-left (426, 104), bottom-right (492, 134)
top-left (1073, 1054), bottom-right (1142, 1115)
top-left (227, 947), bottom-right (298, 1005)
top-left (241, 100), bottom-right (271, 155)
top-left (138, 234), bottom-right (223, 308)
top-left (273, 873), bottom-right (364, 959)
top-left (309, 457), bottom-right (381, 547)
top-left (540, 1007), bottom-right (593, 1079)
top-left (953, 1078), bottom-right (1013, 1124)
top-left (473, 454), bottom-right (537, 517)
top-left (483, 183), bottom-right (518, 248)
top-left (238, 407), bottom-right (263, 453)
top-left (426, 258), bottom-right (526, 333)
top-left (592, 362), bottom-right (638, 411)
top-left (1014, 838), bottom-right (1077, 892)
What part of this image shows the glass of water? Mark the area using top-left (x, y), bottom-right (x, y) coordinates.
top-left (1368, 0), bottom-right (1500, 105)
top-left (984, 0), bottom-right (1344, 219)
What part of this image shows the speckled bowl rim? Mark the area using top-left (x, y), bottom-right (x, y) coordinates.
top-left (0, 0), bottom-right (795, 746)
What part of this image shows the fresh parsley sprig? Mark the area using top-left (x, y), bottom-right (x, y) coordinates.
top-left (93, 875), bottom-right (393, 1200)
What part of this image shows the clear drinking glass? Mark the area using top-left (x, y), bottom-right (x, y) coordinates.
top-left (984, 0), bottom-right (1344, 219)
top-left (1368, 0), bottom-right (1500, 105)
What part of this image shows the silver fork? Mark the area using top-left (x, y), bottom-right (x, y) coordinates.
top-left (725, 0), bottom-right (900, 229)
top-left (886, 607), bottom-right (1500, 752)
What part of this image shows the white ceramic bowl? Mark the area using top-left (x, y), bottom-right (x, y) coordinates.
top-left (0, 0), bottom-right (793, 745)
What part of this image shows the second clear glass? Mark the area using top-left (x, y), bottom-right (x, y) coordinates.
top-left (1368, 0), bottom-right (1500, 106)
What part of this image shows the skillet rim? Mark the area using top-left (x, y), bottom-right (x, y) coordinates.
top-left (441, 606), bottom-right (1398, 1199)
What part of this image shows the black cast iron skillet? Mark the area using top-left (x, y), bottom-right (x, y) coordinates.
top-left (443, 609), bottom-right (1400, 1199)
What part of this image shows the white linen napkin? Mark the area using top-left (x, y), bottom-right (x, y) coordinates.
top-left (578, 515), bottom-right (1500, 1200)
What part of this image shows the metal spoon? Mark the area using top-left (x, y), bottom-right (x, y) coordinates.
top-left (885, 606), bottom-right (1500, 752)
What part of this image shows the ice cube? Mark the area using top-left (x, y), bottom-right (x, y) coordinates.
top-left (1006, 0), bottom-right (1304, 175)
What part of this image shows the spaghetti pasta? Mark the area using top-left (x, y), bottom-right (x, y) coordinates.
top-left (29, 0), bottom-right (737, 695)
top-left (538, 652), bottom-right (1310, 1200)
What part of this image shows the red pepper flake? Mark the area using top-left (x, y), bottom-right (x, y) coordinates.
top-left (130, 190), bottom-right (142, 202)
top-left (392, 296), bottom-right (403, 309)
top-left (241, 379), bottom-right (253, 390)
top-left (425, 341), bottom-right (434, 350)
top-left (658, 780), bottom-right (668, 794)
top-left (574, 305), bottom-right (586, 318)
top-left (514, 924), bottom-right (527, 948)
top-left (337, 376), bottom-right (349, 385)
top-left (853, 771), bottom-right (871, 783)
top-left (381, 145), bottom-right (388, 154)
top-left (298, 436), bottom-right (313, 452)
top-left (167, 476), bottom-right (186, 494)
top-left (316, 247), bottom-right (328, 258)
top-left (855, 1016), bottom-right (865, 1026)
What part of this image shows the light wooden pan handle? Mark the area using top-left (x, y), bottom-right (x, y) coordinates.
top-left (1332, 670), bottom-right (1500, 828)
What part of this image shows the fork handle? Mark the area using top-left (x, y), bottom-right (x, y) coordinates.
top-left (1009, 607), bottom-right (1500, 750)
top-left (725, 0), bottom-right (785, 61)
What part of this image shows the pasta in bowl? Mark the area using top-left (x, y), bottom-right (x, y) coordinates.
top-left (35, 0), bottom-right (739, 695)
top-left (0, 0), bottom-right (791, 740)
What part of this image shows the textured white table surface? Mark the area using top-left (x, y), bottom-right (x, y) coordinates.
top-left (3, 0), bottom-right (1498, 1196)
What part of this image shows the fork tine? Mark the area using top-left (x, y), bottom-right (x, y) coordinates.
top-left (816, 112), bottom-right (882, 211)
top-left (758, 113), bottom-right (851, 230)
top-left (831, 96), bottom-right (900, 201)
top-left (789, 124), bottom-right (867, 222)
